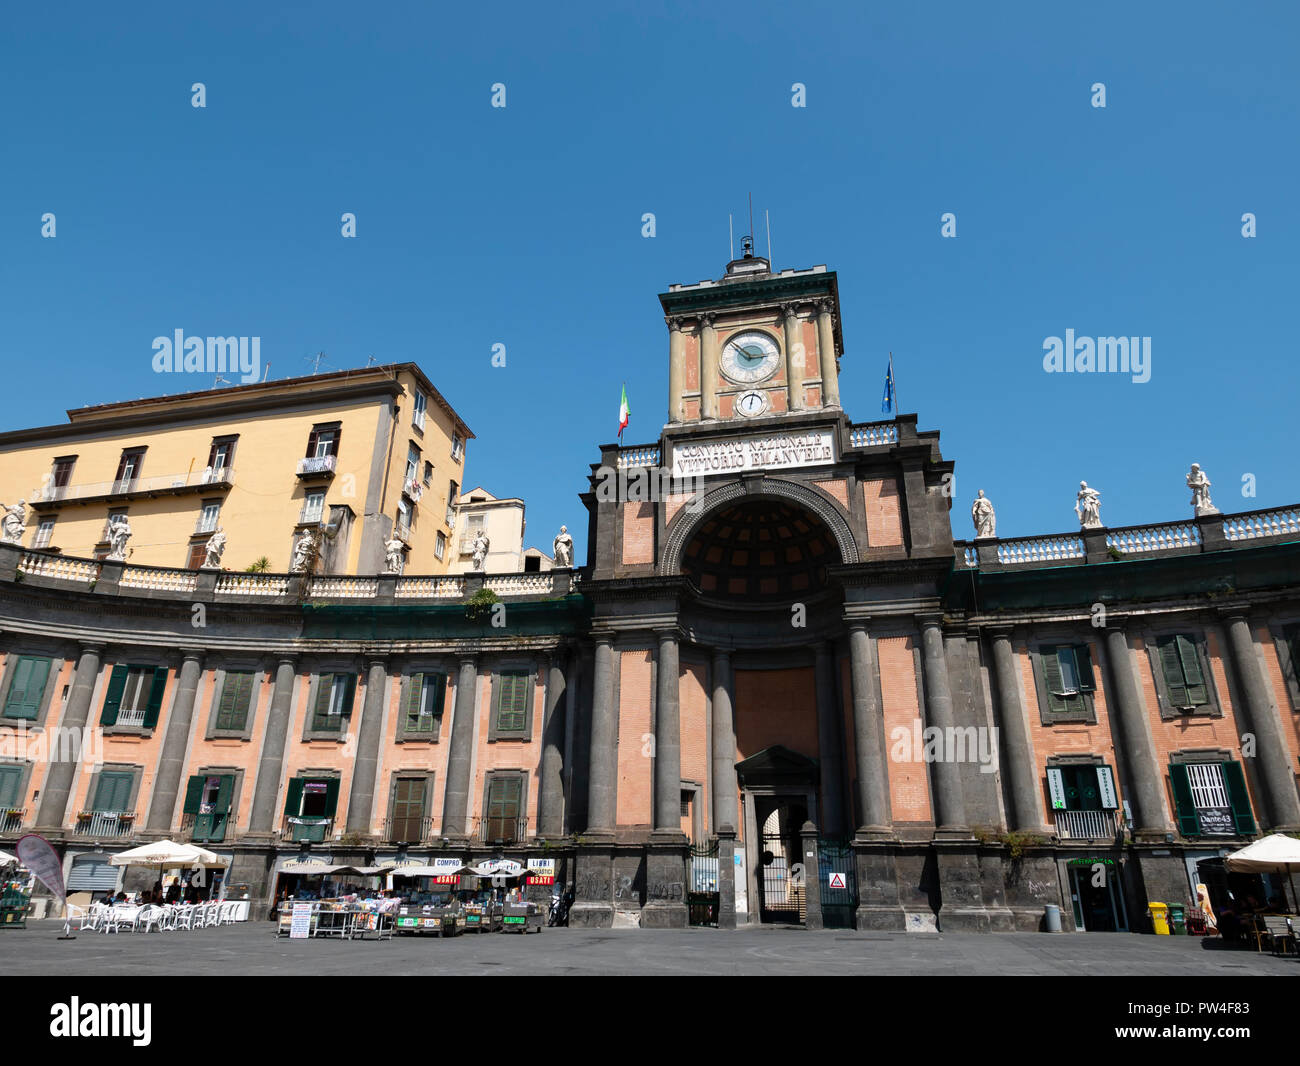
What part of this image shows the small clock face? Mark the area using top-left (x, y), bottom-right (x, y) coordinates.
top-left (721, 330), bottom-right (780, 384)
top-left (736, 390), bottom-right (768, 418)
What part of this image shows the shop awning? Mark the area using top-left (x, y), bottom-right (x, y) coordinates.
top-left (279, 862), bottom-right (356, 876)
top-left (386, 865), bottom-right (464, 878)
top-left (110, 840), bottom-right (230, 867)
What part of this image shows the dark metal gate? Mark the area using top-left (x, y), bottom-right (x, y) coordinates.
top-left (817, 838), bottom-right (858, 928)
top-left (759, 830), bottom-right (805, 924)
top-left (687, 840), bottom-right (719, 927)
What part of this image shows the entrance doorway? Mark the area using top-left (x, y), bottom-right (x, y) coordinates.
top-left (756, 797), bottom-right (807, 925)
top-left (1068, 861), bottom-right (1128, 931)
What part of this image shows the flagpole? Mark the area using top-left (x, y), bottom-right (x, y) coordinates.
top-left (890, 352), bottom-right (898, 416)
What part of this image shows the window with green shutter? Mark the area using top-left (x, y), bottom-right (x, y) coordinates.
top-left (3, 656), bottom-right (51, 720)
top-left (92, 771), bottom-right (133, 813)
top-left (215, 671), bottom-right (255, 731)
top-left (1157, 634), bottom-right (1210, 710)
top-left (1169, 760), bottom-right (1254, 837)
top-left (311, 673), bottom-right (356, 732)
top-left (0, 766), bottom-right (23, 809)
top-left (1037, 644), bottom-right (1096, 719)
top-left (485, 774), bottom-right (523, 842)
top-left (494, 672), bottom-right (530, 735)
top-left (404, 672), bottom-right (446, 734)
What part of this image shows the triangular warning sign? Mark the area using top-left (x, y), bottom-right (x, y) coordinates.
top-left (828, 872), bottom-right (846, 889)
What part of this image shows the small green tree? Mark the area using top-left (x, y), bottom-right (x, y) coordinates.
top-left (245, 556), bottom-right (271, 573)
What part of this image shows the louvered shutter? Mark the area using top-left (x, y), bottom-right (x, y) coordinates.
top-left (1176, 635), bottom-right (1208, 706)
top-left (1158, 638), bottom-right (1189, 707)
top-left (1221, 761), bottom-right (1256, 835)
top-left (100, 664), bottom-right (128, 725)
top-left (1168, 764), bottom-right (1200, 836)
top-left (142, 666), bottom-right (168, 728)
top-left (182, 776), bottom-right (204, 814)
top-left (1040, 647), bottom-right (1069, 714)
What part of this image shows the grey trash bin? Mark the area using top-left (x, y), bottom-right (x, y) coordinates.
top-left (1044, 904), bottom-right (1062, 932)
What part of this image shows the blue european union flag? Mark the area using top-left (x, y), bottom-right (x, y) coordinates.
top-left (881, 362), bottom-right (894, 414)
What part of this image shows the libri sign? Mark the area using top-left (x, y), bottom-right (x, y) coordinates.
top-left (669, 428), bottom-right (836, 479)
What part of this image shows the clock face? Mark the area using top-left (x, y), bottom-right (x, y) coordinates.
top-left (721, 330), bottom-right (780, 384)
top-left (736, 390), bottom-right (768, 418)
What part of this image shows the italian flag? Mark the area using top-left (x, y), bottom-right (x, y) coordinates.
top-left (617, 384), bottom-right (630, 439)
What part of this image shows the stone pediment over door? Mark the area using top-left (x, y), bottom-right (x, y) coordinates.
top-left (734, 745), bottom-right (819, 789)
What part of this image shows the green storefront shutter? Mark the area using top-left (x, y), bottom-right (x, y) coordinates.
top-left (100, 664), bottom-right (128, 726)
top-left (142, 665), bottom-right (169, 729)
top-left (182, 775), bottom-right (204, 815)
top-left (0, 766), bottom-right (22, 808)
top-left (1221, 761), bottom-right (1257, 835)
top-left (284, 777), bottom-right (305, 817)
top-left (1176, 635), bottom-right (1208, 706)
top-left (1074, 643), bottom-right (1095, 692)
top-left (1169, 763), bottom-right (1200, 836)
top-left (215, 774), bottom-right (234, 814)
top-left (341, 674), bottom-right (357, 716)
top-left (1039, 647), bottom-right (1069, 714)
top-left (1158, 638), bottom-right (1189, 707)
top-left (322, 777), bottom-right (340, 818)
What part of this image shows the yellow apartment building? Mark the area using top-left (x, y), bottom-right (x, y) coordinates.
top-left (0, 364), bottom-right (473, 576)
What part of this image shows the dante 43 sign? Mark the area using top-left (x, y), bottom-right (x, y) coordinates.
top-left (669, 429), bottom-right (836, 479)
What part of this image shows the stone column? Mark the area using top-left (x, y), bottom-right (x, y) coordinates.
top-left (814, 641), bottom-right (846, 837)
top-left (585, 633), bottom-right (618, 835)
top-left (538, 649), bottom-right (568, 838)
top-left (710, 648), bottom-right (738, 835)
top-left (800, 820), bottom-right (823, 929)
top-left (698, 313), bottom-right (720, 420)
top-left (816, 300), bottom-right (840, 408)
top-left (716, 828), bottom-right (737, 930)
top-left (1102, 626), bottom-right (1171, 837)
top-left (848, 625), bottom-right (891, 836)
top-left (1221, 612), bottom-right (1300, 830)
top-left (918, 615), bottom-right (968, 833)
top-left (782, 303), bottom-right (805, 412)
top-left (666, 316), bottom-right (686, 423)
top-left (144, 649), bottom-right (204, 835)
top-left (345, 658), bottom-right (389, 835)
top-left (34, 643), bottom-right (103, 830)
top-left (653, 629), bottom-right (682, 834)
top-left (440, 655), bottom-right (478, 838)
top-left (987, 628), bottom-right (1042, 832)
top-left (247, 658), bottom-right (298, 836)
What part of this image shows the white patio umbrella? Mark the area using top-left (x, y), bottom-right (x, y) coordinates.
top-left (109, 840), bottom-right (229, 867)
top-left (1224, 833), bottom-right (1300, 911)
top-left (0, 850), bottom-right (19, 867)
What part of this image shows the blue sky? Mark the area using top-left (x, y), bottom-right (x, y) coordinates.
top-left (3, 1), bottom-right (1297, 562)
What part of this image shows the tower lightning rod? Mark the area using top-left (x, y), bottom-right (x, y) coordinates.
top-left (748, 192), bottom-right (754, 249)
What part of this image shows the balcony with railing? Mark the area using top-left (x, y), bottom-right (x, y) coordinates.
top-left (384, 816), bottom-right (433, 844)
top-left (74, 810), bottom-right (136, 838)
top-left (296, 454), bottom-right (338, 479)
top-left (282, 814), bottom-right (334, 843)
top-left (955, 504), bottom-right (1300, 572)
top-left (1053, 809), bottom-right (1123, 842)
top-left (0, 809), bottom-right (24, 834)
top-left (474, 816), bottom-right (528, 846)
top-left (31, 467), bottom-right (234, 510)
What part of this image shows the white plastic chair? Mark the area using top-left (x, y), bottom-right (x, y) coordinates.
top-left (101, 907), bottom-right (123, 934)
top-left (204, 902), bottom-right (221, 928)
top-left (66, 903), bottom-right (100, 933)
top-left (221, 901), bottom-right (237, 925)
top-left (138, 905), bottom-right (165, 932)
top-left (158, 904), bottom-right (178, 931)
top-left (174, 904), bottom-right (194, 931)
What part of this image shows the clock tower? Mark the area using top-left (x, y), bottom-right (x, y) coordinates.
top-left (659, 238), bottom-right (843, 425)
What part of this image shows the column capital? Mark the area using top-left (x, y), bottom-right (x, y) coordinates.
top-left (77, 642), bottom-right (107, 656)
top-left (654, 626), bottom-right (681, 645)
top-left (983, 624), bottom-right (1016, 641)
top-left (456, 652), bottom-right (478, 668)
top-left (1215, 605), bottom-right (1255, 625)
top-left (665, 315), bottom-right (687, 332)
top-left (178, 647), bottom-right (205, 662)
top-left (915, 612), bottom-right (945, 631)
top-left (710, 645), bottom-right (731, 663)
top-left (779, 300), bottom-right (804, 319)
top-left (697, 311), bottom-right (716, 329)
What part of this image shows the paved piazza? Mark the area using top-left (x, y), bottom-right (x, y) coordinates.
top-left (7, 921), bottom-right (1298, 976)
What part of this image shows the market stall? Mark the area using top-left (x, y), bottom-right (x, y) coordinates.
top-left (387, 864), bottom-right (464, 937)
top-left (0, 850), bottom-right (29, 929)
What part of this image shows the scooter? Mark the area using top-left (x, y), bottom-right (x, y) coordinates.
top-left (547, 886), bottom-right (574, 927)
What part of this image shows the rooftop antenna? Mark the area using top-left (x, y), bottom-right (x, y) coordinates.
top-left (261, 361), bottom-right (271, 383)
top-left (765, 209), bottom-right (772, 267)
top-left (365, 354), bottom-right (378, 367)
top-left (306, 351), bottom-right (330, 376)
top-left (213, 375), bottom-right (230, 388)
top-left (729, 214), bottom-right (734, 260)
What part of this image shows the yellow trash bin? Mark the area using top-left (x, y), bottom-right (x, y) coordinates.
top-left (1147, 901), bottom-right (1170, 935)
